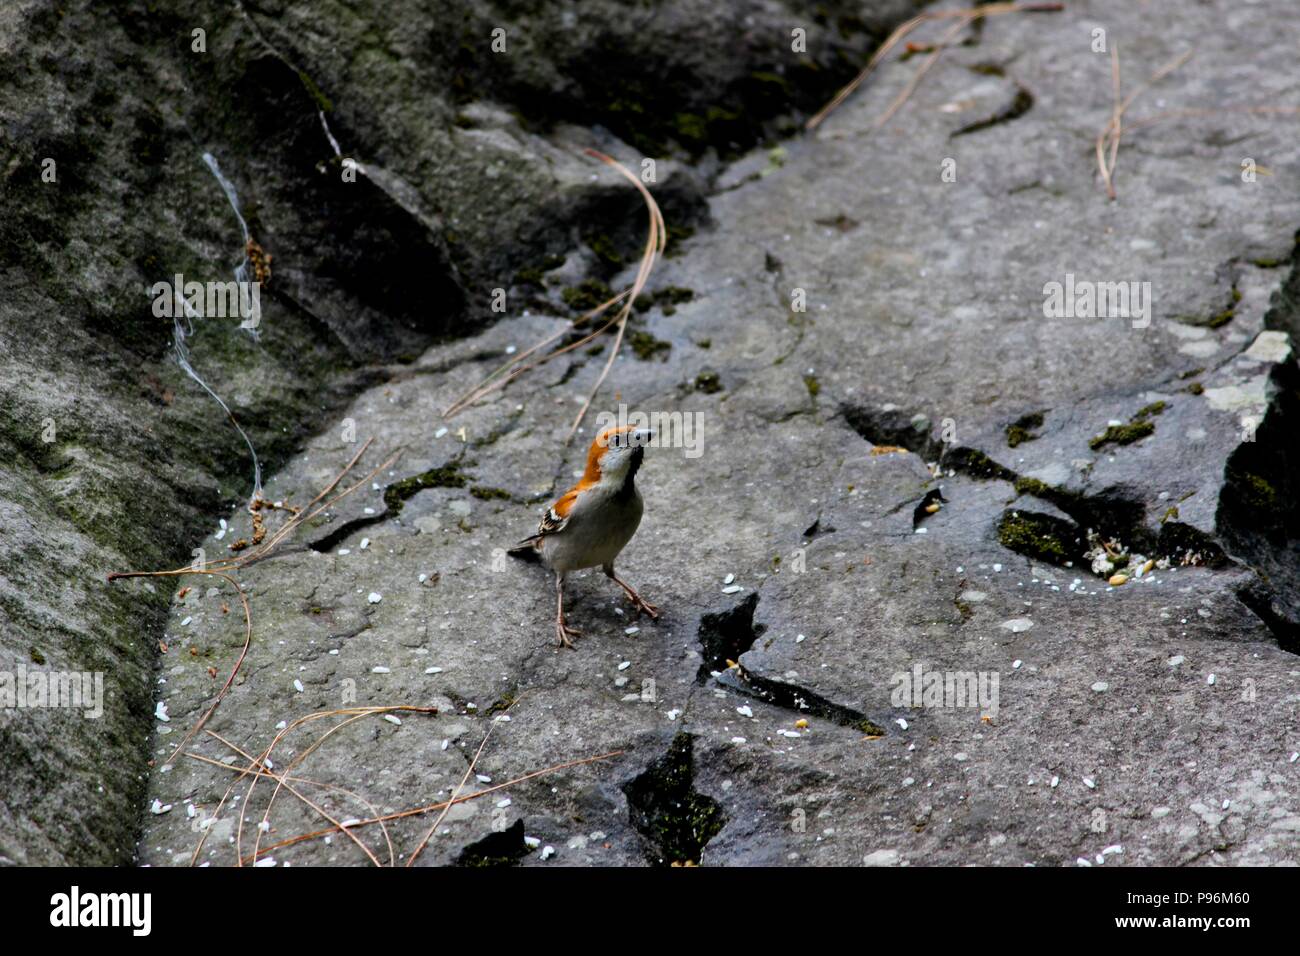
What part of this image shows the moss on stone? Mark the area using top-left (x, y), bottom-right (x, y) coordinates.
top-left (694, 370), bottom-right (722, 394)
top-left (947, 447), bottom-right (1016, 482)
top-left (561, 278), bottom-right (614, 313)
top-left (383, 464), bottom-right (468, 514)
top-left (664, 224), bottom-right (695, 258)
top-left (585, 232), bottom-right (624, 269)
top-left (1013, 476), bottom-right (1052, 498)
top-left (1206, 288), bottom-right (1242, 328)
top-left (513, 266), bottom-right (546, 288)
top-left (803, 374), bottom-right (821, 398)
top-left (296, 69), bottom-right (333, 113)
top-left (1089, 420), bottom-right (1155, 451)
top-left (1005, 411), bottom-right (1044, 448)
top-left (469, 485), bottom-right (512, 501)
top-left (997, 512), bottom-right (1072, 564)
top-left (1089, 398), bottom-right (1165, 451)
top-left (629, 330), bottom-right (671, 361)
top-left (1238, 473), bottom-right (1280, 510)
top-left (634, 286), bottom-right (695, 315)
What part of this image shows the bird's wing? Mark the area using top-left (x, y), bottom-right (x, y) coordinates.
top-left (535, 486), bottom-right (579, 537)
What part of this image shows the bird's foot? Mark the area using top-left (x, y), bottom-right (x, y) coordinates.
top-left (628, 593), bottom-right (660, 620)
top-left (554, 619), bottom-right (582, 649)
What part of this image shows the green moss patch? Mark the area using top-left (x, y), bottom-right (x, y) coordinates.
top-left (1005, 411), bottom-right (1044, 448)
top-left (694, 370), bottom-right (723, 394)
top-left (630, 330), bottom-right (672, 361)
top-left (996, 511), bottom-right (1081, 566)
top-left (561, 278), bottom-right (614, 313)
top-left (384, 464), bottom-right (468, 514)
top-left (1090, 402), bottom-right (1164, 451)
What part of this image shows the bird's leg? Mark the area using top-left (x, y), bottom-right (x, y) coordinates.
top-left (603, 564), bottom-right (660, 620)
top-left (554, 572), bottom-right (582, 648)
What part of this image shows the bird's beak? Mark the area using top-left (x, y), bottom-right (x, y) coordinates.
top-left (631, 428), bottom-right (654, 447)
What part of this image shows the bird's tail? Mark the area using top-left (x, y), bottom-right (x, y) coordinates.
top-left (506, 537), bottom-right (542, 563)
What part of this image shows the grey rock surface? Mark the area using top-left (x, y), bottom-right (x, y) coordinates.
top-left (5, 0), bottom-right (1300, 867)
top-left (0, 0), bottom-right (920, 864)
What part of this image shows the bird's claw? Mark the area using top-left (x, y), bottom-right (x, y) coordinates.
top-left (630, 595), bottom-right (660, 620)
top-left (554, 620), bottom-right (582, 649)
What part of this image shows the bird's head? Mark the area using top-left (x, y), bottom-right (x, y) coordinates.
top-left (584, 425), bottom-right (653, 488)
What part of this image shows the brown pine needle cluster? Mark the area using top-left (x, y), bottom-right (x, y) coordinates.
top-left (444, 148), bottom-right (665, 442)
top-left (181, 702), bottom-right (621, 867)
top-left (805, 2), bottom-right (1064, 132)
top-left (108, 438), bottom-right (401, 765)
top-left (1096, 47), bottom-right (1194, 200)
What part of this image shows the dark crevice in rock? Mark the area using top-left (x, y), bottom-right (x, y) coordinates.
top-left (951, 83), bottom-right (1034, 138)
top-left (622, 732), bottom-right (724, 866)
top-left (696, 589), bottom-right (885, 733)
top-left (802, 517), bottom-right (835, 540)
top-left (306, 512), bottom-right (390, 554)
top-left (1217, 362), bottom-right (1300, 653)
top-left (841, 402), bottom-right (942, 459)
top-left (728, 667), bottom-right (886, 735)
top-left (912, 488), bottom-right (947, 529)
top-left (695, 593), bottom-right (762, 682)
top-left (845, 397), bottom-right (1230, 573)
top-left (1236, 585), bottom-right (1300, 656)
top-left (307, 460), bottom-right (477, 552)
top-left (454, 818), bottom-right (531, 867)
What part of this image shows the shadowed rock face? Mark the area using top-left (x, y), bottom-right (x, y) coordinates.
top-left (5, 0), bottom-right (1300, 868)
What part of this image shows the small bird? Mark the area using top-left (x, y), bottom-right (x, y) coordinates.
top-left (509, 424), bottom-right (659, 647)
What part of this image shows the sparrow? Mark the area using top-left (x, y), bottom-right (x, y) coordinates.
top-left (509, 424), bottom-right (659, 648)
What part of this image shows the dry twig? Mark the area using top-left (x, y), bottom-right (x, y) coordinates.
top-left (108, 440), bottom-right (401, 764)
top-left (1095, 48), bottom-right (1194, 200)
